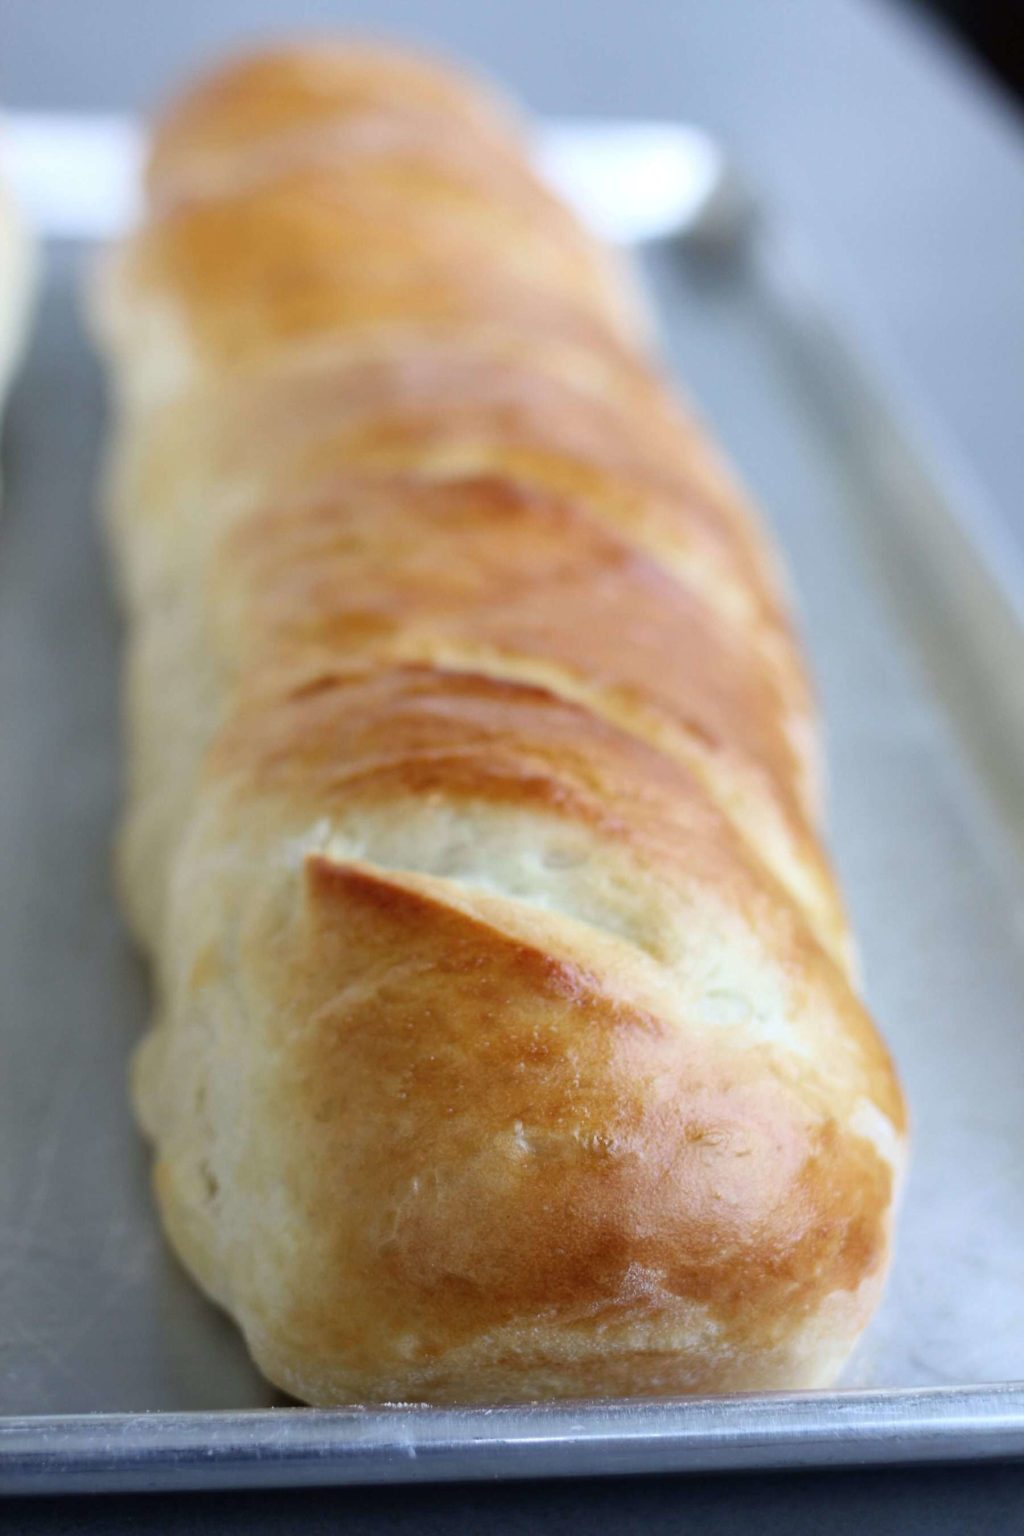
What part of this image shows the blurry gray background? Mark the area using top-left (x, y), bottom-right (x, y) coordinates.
top-left (3, 0), bottom-right (1024, 553)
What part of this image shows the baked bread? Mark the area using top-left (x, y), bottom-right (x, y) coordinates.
top-left (92, 41), bottom-right (906, 1404)
top-left (0, 144), bottom-right (34, 490)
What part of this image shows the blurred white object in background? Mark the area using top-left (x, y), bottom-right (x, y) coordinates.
top-left (1, 114), bottom-right (145, 241)
top-left (1, 111), bottom-right (723, 246)
top-left (537, 119), bottom-right (723, 243)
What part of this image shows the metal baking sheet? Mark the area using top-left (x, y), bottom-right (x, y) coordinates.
top-left (2, 210), bottom-right (1024, 1493)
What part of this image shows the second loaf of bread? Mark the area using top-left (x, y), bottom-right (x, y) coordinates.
top-left (0, 148), bottom-right (35, 492)
top-left (93, 41), bottom-right (906, 1404)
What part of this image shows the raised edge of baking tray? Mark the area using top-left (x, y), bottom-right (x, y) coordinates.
top-left (2, 1386), bottom-right (1024, 1495)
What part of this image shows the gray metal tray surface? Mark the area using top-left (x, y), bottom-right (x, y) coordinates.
top-left (1, 226), bottom-right (1023, 1494)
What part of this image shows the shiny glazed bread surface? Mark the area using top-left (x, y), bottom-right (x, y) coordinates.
top-left (92, 41), bottom-right (906, 1404)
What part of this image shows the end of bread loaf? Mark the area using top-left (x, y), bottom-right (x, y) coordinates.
top-left (136, 837), bottom-right (902, 1403)
top-left (145, 38), bottom-right (525, 200)
top-left (131, 665), bottom-right (904, 1404)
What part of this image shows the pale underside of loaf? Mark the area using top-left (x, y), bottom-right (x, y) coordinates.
top-left (92, 40), bottom-right (906, 1404)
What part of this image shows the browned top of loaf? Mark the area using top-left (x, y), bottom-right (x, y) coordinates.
top-left (147, 40), bottom-right (525, 195)
top-left (274, 854), bottom-right (894, 1388)
top-left (134, 48), bottom-right (634, 360)
top-left (217, 473), bottom-right (793, 795)
top-left (127, 175), bottom-right (635, 366)
top-left (184, 341), bottom-right (792, 625)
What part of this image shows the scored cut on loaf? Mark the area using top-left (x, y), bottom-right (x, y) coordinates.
top-left (92, 40), bottom-right (906, 1404)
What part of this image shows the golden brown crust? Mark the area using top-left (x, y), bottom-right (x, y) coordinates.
top-left (146, 41), bottom-right (524, 199)
top-left (208, 474), bottom-right (841, 952)
top-left (266, 857), bottom-right (894, 1397)
top-left (220, 474), bottom-right (794, 785)
top-left (97, 41), bottom-right (906, 1404)
top-left (119, 174), bottom-right (638, 377)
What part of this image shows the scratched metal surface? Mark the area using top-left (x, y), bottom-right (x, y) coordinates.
top-left (1, 233), bottom-right (1023, 1427)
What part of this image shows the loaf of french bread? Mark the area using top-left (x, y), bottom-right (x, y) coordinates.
top-left (93, 42), bottom-right (905, 1404)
